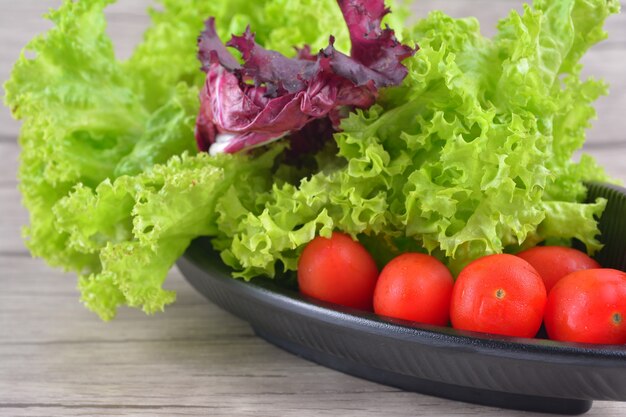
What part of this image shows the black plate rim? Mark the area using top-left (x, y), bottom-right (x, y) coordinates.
top-left (180, 236), bottom-right (626, 367)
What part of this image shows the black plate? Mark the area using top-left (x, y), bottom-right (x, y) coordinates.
top-left (177, 182), bottom-right (626, 415)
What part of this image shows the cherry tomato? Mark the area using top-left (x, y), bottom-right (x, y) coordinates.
top-left (373, 253), bottom-right (454, 326)
top-left (450, 254), bottom-right (547, 338)
top-left (297, 232), bottom-right (379, 310)
top-left (517, 246), bottom-right (600, 293)
top-left (544, 269), bottom-right (626, 344)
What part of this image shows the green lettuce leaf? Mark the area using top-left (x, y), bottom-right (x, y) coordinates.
top-left (4, 0), bottom-right (147, 271)
top-left (57, 150), bottom-right (279, 320)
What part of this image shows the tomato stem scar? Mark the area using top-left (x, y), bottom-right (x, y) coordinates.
top-left (612, 312), bottom-right (622, 326)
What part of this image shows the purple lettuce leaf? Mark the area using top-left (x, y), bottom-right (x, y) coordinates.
top-left (337, 0), bottom-right (417, 87)
top-left (197, 18), bottom-right (241, 73)
top-left (337, 0), bottom-right (416, 85)
top-left (195, 0), bottom-right (416, 154)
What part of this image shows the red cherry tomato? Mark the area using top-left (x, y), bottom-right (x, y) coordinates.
top-left (516, 246), bottom-right (600, 293)
top-left (450, 254), bottom-right (547, 338)
top-left (297, 232), bottom-right (379, 310)
top-left (544, 269), bottom-right (626, 344)
top-left (373, 253), bottom-right (454, 326)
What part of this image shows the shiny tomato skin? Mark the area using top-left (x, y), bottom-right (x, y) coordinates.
top-left (516, 246), bottom-right (600, 293)
top-left (373, 253), bottom-right (454, 326)
top-left (297, 232), bottom-right (379, 311)
top-left (544, 269), bottom-right (626, 345)
top-left (450, 254), bottom-right (547, 338)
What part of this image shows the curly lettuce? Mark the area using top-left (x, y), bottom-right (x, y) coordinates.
top-left (60, 149), bottom-right (279, 320)
top-left (3, 0), bottom-right (619, 319)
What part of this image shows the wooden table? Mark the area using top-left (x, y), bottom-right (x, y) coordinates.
top-left (1, 2), bottom-right (625, 416)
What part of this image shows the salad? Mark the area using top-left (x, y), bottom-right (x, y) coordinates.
top-left (3, 0), bottom-right (621, 326)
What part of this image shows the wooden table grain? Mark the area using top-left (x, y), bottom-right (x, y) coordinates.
top-left (1, 2), bottom-right (625, 416)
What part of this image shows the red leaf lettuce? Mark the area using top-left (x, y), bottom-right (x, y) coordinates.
top-left (195, 0), bottom-right (417, 154)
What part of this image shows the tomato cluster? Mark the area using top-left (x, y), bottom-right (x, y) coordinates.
top-left (297, 232), bottom-right (626, 345)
